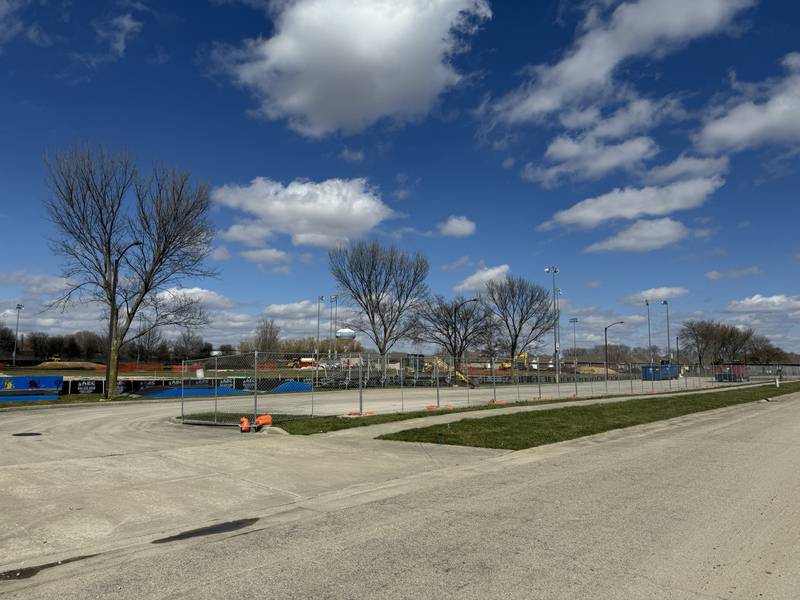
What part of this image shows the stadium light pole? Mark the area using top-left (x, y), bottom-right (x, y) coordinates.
top-left (604, 321), bottom-right (624, 393)
top-left (12, 303), bottom-right (23, 367)
top-left (569, 317), bottom-right (578, 397)
top-left (662, 299), bottom-right (672, 389)
top-left (544, 266), bottom-right (560, 385)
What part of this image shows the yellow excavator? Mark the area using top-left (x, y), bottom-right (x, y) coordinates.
top-left (425, 357), bottom-right (477, 388)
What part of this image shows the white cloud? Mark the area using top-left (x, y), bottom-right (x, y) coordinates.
top-left (586, 218), bottom-right (690, 252)
top-left (215, 0), bottom-right (491, 137)
top-left (338, 147), bottom-right (365, 163)
top-left (646, 155), bottom-right (729, 184)
top-left (239, 247), bottom-right (290, 263)
top-left (492, 0), bottom-right (753, 124)
top-left (157, 287), bottom-right (236, 309)
top-left (441, 255), bottom-right (472, 272)
top-left (542, 176), bottom-right (723, 230)
top-left (210, 245), bottom-right (232, 261)
top-left (0, 271), bottom-right (68, 295)
top-left (586, 97), bottom-right (683, 140)
top-left (726, 294), bottom-right (800, 313)
top-left (697, 53), bottom-right (800, 153)
top-left (95, 13), bottom-right (142, 56)
top-left (501, 157), bottom-right (515, 169)
top-left (454, 264), bottom-right (510, 292)
top-left (0, 0), bottom-right (26, 46)
top-left (221, 222), bottom-right (272, 246)
top-left (705, 266), bottom-right (761, 281)
top-left (263, 299), bottom-right (318, 319)
top-left (438, 215), bottom-right (476, 237)
top-left (624, 286), bottom-right (689, 305)
top-left (523, 135), bottom-right (658, 186)
top-left (213, 177), bottom-right (397, 248)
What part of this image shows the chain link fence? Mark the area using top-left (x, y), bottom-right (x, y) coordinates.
top-left (177, 351), bottom-right (800, 426)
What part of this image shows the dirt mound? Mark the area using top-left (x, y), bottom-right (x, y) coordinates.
top-left (35, 361), bottom-right (103, 370)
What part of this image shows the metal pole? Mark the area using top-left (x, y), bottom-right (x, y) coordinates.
top-left (214, 356), bottom-right (218, 424)
top-left (358, 355), bottom-right (363, 415)
top-left (12, 304), bottom-right (23, 368)
top-left (570, 318), bottom-right (578, 397)
top-left (328, 298), bottom-right (334, 361)
top-left (645, 300), bottom-right (654, 392)
top-left (604, 327), bottom-right (609, 394)
top-left (180, 359), bottom-right (185, 422)
top-left (253, 350), bottom-right (258, 430)
top-left (435, 358), bottom-right (440, 408)
top-left (491, 356), bottom-right (497, 403)
top-left (333, 296), bottom-right (338, 361)
top-left (663, 300), bottom-right (671, 389)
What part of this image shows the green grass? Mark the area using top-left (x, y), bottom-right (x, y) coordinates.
top-left (377, 381), bottom-right (800, 450)
top-left (0, 393), bottom-right (135, 408)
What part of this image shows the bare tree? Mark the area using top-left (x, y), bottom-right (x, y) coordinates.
top-left (413, 295), bottom-right (487, 361)
top-left (46, 147), bottom-right (214, 398)
top-left (329, 240), bottom-right (429, 356)
top-left (680, 320), bottom-right (715, 366)
top-left (254, 318), bottom-right (281, 353)
top-left (482, 275), bottom-right (555, 377)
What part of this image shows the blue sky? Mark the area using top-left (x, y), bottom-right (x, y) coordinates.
top-left (1, 0), bottom-right (799, 352)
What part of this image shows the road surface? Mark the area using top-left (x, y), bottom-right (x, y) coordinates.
top-left (1, 388), bottom-right (798, 598)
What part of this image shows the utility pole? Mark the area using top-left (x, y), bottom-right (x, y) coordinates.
top-left (645, 299), bottom-right (654, 391)
top-left (333, 295), bottom-right (338, 361)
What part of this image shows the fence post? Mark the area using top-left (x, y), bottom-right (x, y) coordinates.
top-left (491, 356), bottom-right (497, 403)
top-left (400, 355), bottom-right (404, 412)
top-left (180, 359), bottom-right (185, 423)
top-left (435, 358), bottom-right (440, 408)
top-left (253, 350), bottom-right (258, 430)
top-left (358, 354), bottom-right (364, 415)
top-left (214, 356), bottom-right (218, 424)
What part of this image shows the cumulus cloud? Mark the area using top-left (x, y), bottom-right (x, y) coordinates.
top-left (645, 155), bottom-right (729, 184)
top-left (542, 177), bottom-right (724, 230)
top-left (239, 248), bottom-right (290, 263)
top-left (438, 215), bottom-right (476, 237)
top-left (0, 271), bottom-right (69, 295)
top-left (523, 135), bottom-right (658, 186)
top-left (214, 0), bottom-right (491, 137)
top-left (220, 222), bottom-right (272, 247)
top-left (213, 177), bottom-right (397, 248)
top-left (697, 53), bottom-right (800, 153)
top-left (705, 266), bottom-right (761, 281)
top-left (586, 218), bottom-right (690, 252)
top-left (726, 294), bottom-right (800, 313)
top-left (210, 246), bottom-right (232, 261)
top-left (263, 299), bottom-right (319, 319)
top-left (157, 287), bottom-right (236, 309)
top-left (491, 0), bottom-right (753, 124)
top-left (624, 286), bottom-right (689, 305)
top-left (454, 264), bottom-right (510, 292)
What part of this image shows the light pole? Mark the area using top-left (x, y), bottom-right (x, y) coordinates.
top-left (104, 240), bottom-right (143, 399)
top-left (604, 321), bottom-right (624, 393)
top-left (545, 266), bottom-right (560, 384)
top-left (662, 299), bottom-right (671, 388)
top-left (12, 303), bottom-right (23, 367)
top-left (569, 317), bottom-right (578, 397)
top-left (328, 295), bottom-right (335, 362)
top-left (316, 295), bottom-right (324, 385)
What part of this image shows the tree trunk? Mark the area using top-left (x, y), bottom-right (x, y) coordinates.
top-left (106, 342), bottom-right (121, 400)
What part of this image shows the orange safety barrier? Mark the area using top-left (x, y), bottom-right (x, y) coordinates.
top-left (254, 414), bottom-right (272, 431)
top-left (239, 417), bottom-right (251, 433)
top-left (425, 404), bottom-right (437, 410)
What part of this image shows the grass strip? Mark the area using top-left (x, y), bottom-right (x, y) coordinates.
top-left (377, 382), bottom-right (800, 450)
top-left (0, 393), bottom-right (130, 408)
top-left (182, 397), bottom-right (585, 433)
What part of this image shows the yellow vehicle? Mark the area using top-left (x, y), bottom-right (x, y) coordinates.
top-left (424, 357), bottom-right (477, 388)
